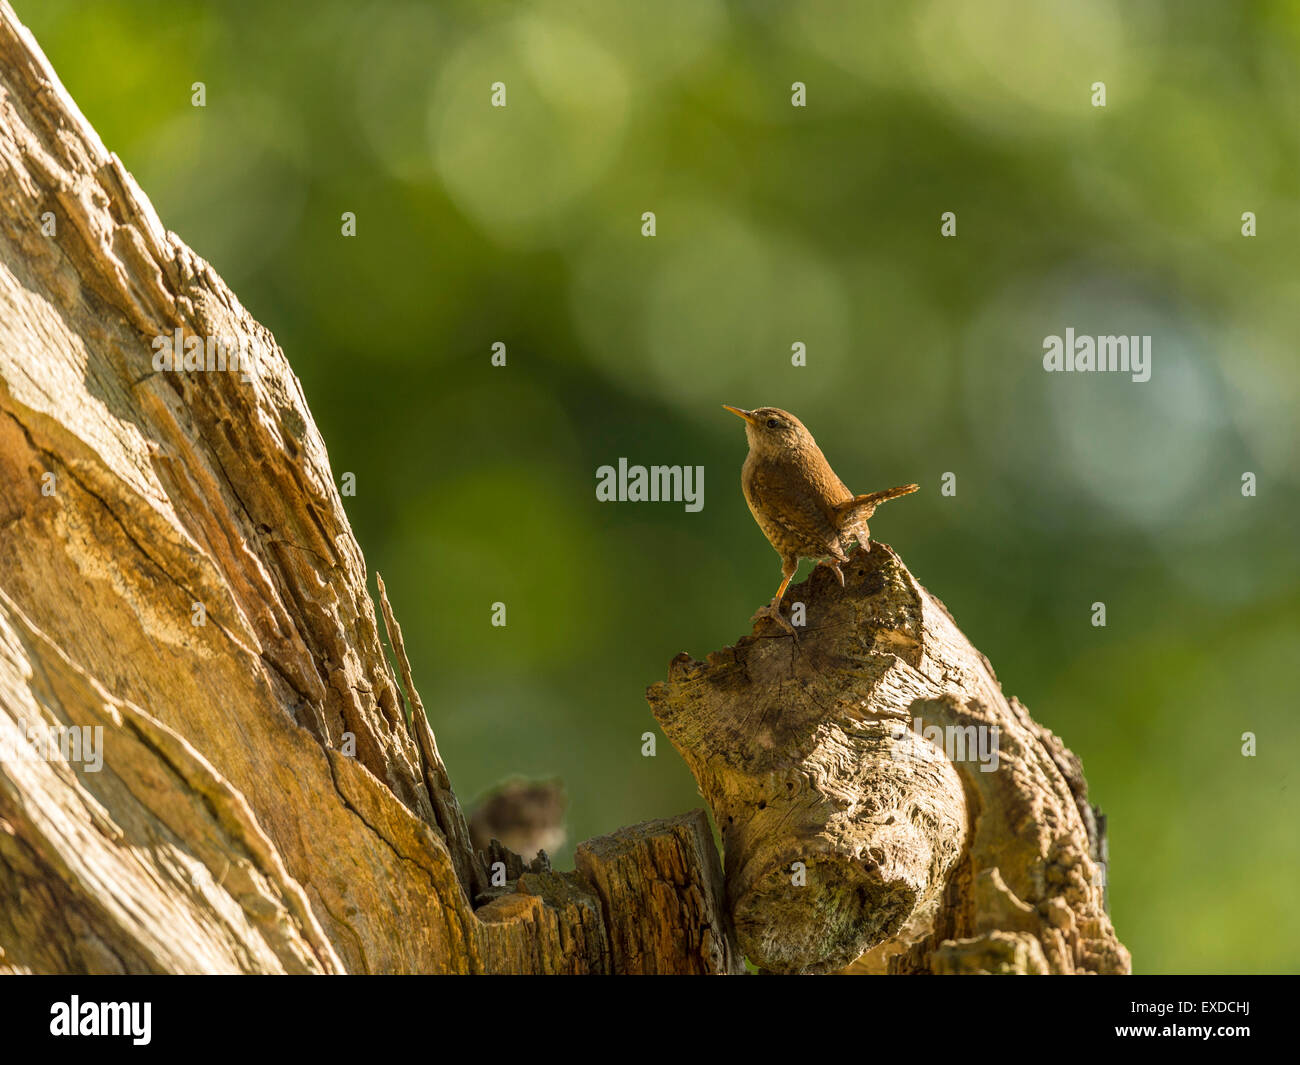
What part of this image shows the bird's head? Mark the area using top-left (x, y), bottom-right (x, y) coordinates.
top-left (723, 405), bottom-right (814, 457)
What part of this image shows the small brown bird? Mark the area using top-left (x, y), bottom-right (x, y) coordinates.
top-left (468, 778), bottom-right (567, 862)
top-left (724, 405), bottom-right (918, 635)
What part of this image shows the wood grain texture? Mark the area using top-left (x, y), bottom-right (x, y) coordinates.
top-left (0, 2), bottom-right (736, 974)
top-left (576, 812), bottom-right (743, 975)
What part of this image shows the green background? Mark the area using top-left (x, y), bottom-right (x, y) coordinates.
top-left (18, 0), bottom-right (1299, 974)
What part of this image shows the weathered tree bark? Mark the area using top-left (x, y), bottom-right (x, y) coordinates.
top-left (0, 3), bottom-right (739, 975)
top-left (648, 545), bottom-right (1131, 975)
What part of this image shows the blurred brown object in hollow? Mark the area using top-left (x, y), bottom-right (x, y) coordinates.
top-left (468, 778), bottom-right (567, 861)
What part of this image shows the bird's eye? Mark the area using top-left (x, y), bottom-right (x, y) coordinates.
top-left (766, 418), bottom-right (779, 429)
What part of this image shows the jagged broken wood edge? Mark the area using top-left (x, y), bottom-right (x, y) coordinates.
top-left (376, 572), bottom-right (485, 899)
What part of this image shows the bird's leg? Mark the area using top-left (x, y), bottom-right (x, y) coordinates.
top-left (753, 558), bottom-right (799, 636)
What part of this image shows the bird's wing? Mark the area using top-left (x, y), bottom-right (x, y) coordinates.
top-left (746, 461), bottom-right (843, 558)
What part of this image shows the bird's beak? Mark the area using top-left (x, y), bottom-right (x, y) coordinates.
top-left (723, 405), bottom-right (758, 425)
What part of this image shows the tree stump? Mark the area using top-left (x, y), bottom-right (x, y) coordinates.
top-left (648, 544), bottom-right (1131, 975)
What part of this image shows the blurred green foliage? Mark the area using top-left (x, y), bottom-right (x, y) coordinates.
top-left (18, 0), bottom-right (1299, 974)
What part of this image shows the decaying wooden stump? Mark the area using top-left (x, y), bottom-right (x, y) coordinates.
top-left (648, 545), bottom-right (1131, 975)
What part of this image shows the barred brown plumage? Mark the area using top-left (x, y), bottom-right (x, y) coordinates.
top-left (723, 405), bottom-right (917, 636)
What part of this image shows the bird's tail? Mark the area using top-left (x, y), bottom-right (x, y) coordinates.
top-left (835, 483), bottom-right (919, 521)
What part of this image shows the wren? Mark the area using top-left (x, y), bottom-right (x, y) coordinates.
top-left (724, 405), bottom-right (918, 636)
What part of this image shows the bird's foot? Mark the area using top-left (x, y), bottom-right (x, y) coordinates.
top-left (752, 601), bottom-right (798, 638)
top-left (816, 559), bottom-right (845, 587)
